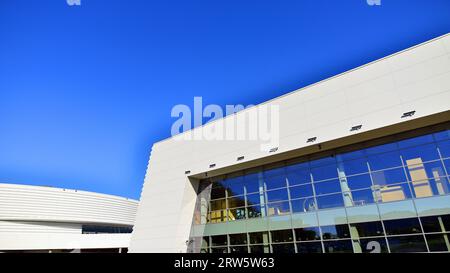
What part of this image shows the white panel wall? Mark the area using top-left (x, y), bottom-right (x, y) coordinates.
top-left (0, 183), bottom-right (139, 250)
top-left (129, 33), bottom-right (450, 252)
top-left (0, 183), bottom-right (138, 226)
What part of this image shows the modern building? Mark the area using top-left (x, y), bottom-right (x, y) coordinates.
top-left (129, 33), bottom-right (450, 253)
top-left (0, 183), bottom-right (138, 253)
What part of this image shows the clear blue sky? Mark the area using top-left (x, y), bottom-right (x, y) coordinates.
top-left (0, 0), bottom-right (449, 200)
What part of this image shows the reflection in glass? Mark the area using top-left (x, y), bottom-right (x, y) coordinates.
top-left (229, 246), bottom-right (248, 253)
top-left (249, 232), bottom-right (270, 245)
top-left (291, 198), bottom-right (316, 213)
top-left (426, 233), bottom-right (450, 252)
top-left (383, 218), bottom-right (422, 235)
top-left (296, 242), bottom-right (323, 253)
top-left (271, 243), bottom-right (295, 253)
top-left (289, 183), bottom-right (314, 199)
top-left (249, 245), bottom-right (270, 253)
top-left (211, 235), bottom-right (227, 246)
top-left (270, 229), bottom-right (293, 243)
top-left (316, 193), bottom-right (344, 209)
top-left (228, 207), bottom-right (246, 221)
top-left (229, 233), bottom-right (247, 245)
top-left (353, 237), bottom-right (388, 253)
top-left (266, 188), bottom-right (289, 203)
top-left (349, 221), bottom-right (384, 238)
top-left (267, 201), bottom-right (290, 216)
top-left (321, 224), bottom-right (350, 239)
top-left (388, 235), bottom-right (427, 253)
top-left (294, 227), bottom-right (321, 241)
top-left (323, 240), bottom-right (353, 253)
top-left (247, 205), bottom-right (264, 218)
top-left (314, 179), bottom-right (342, 195)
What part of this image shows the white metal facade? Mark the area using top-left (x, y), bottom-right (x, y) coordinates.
top-left (129, 33), bottom-right (450, 252)
top-left (0, 183), bottom-right (138, 251)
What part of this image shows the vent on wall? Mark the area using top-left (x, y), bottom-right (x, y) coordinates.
top-left (237, 156), bottom-right (245, 161)
top-left (185, 170), bottom-right (191, 175)
top-left (307, 137), bottom-right (317, 143)
top-left (401, 110), bottom-right (416, 118)
top-left (350, 125), bottom-right (362, 131)
top-left (269, 147), bottom-right (278, 153)
top-left (209, 164), bottom-right (216, 168)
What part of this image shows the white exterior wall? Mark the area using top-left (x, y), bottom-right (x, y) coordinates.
top-left (0, 183), bottom-right (138, 250)
top-left (129, 33), bottom-right (450, 252)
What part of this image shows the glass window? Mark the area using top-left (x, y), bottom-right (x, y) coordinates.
top-left (228, 207), bottom-right (246, 221)
top-left (229, 246), bottom-right (248, 253)
top-left (267, 201), bottom-right (290, 216)
top-left (210, 235), bottom-right (227, 246)
top-left (296, 242), bottom-right (323, 253)
top-left (321, 224), bottom-right (350, 240)
top-left (316, 193), bottom-right (344, 209)
top-left (426, 233), bottom-right (450, 252)
top-left (337, 158), bottom-right (369, 176)
top-left (285, 163), bottom-right (311, 186)
top-left (367, 151), bottom-right (402, 171)
top-left (388, 235), bottom-right (427, 253)
top-left (211, 185), bottom-right (226, 199)
top-left (229, 233), bottom-right (247, 245)
top-left (226, 176), bottom-right (245, 196)
top-left (345, 174), bottom-right (372, 190)
top-left (227, 196), bottom-right (245, 208)
top-left (438, 140), bottom-right (450, 158)
top-left (294, 227), bottom-right (321, 241)
top-left (365, 142), bottom-right (398, 155)
top-left (291, 197), bottom-right (316, 213)
top-left (249, 245), bottom-right (270, 253)
top-left (353, 237), bottom-right (388, 253)
top-left (420, 215), bottom-right (448, 233)
top-left (314, 179), bottom-right (342, 195)
top-left (247, 205), bottom-right (264, 218)
top-left (371, 167), bottom-right (407, 186)
top-left (244, 172), bottom-right (261, 194)
top-left (323, 240), bottom-right (353, 253)
top-left (383, 218), bottom-right (422, 235)
top-left (246, 193), bottom-right (264, 206)
top-left (271, 243), bottom-right (295, 253)
top-left (208, 210), bottom-right (227, 223)
top-left (210, 199), bottom-right (226, 211)
top-left (398, 134), bottom-right (435, 148)
top-left (434, 130), bottom-right (450, 142)
top-left (270, 229), bottom-right (293, 243)
top-left (289, 183), bottom-right (314, 199)
top-left (210, 247), bottom-right (228, 253)
top-left (347, 188), bottom-right (375, 207)
top-left (372, 182), bottom-right (412, 203)
top-left (311, 163), bottom-right (338, 182)
top-left (349, 221), bottom-right (384, 238)
top-left (264, 167), bottom-right (287, 190)
top-left (249, 232), bottom-right (270, 245)
top-left (406, 160), bottom-right (446, 182)
top-left (266, 188), bottom-right (289, 203)
top-left (401, 143), bottom-right (440, 163)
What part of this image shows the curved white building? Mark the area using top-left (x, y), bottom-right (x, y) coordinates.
top-left (0, 183), bottom-right (138, 253)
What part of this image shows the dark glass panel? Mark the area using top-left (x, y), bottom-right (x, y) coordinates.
top-left (229, 233), bottom-right (247, 245)
top-left (270, 229), bottom-right (293, 243)
top-left (249, 232), bottom-right (269, 245)
top-left (349, 221), bottom-right (384, 238)
top-left (266, 188), bottom-right (289, 203)
top-left (383, 218), bottom-right (422, 235)
top-left (323, 240), bottom-right (353, 253)
top-left (314, 179), bottom-right (342, 195)
top-left (388, 235), bottom-right (427, 253)
top-left (291, 197), bottom-right (316, 213)
top-left (210, 247), bottom-right (228, 253)
top-left (210, 235), bottom-right (227, 246)
top-left (316, 193), bottom-right (344, 209)
top-left (321, 224), bottom-right (350, 240)
top-left (271, 243), bottom-right (295, 253)
top-left (426, 234), bottom-right (450, 252)
top-left (355, 238), bottom-right (388, 253)
top-left (296, 242), bottom-right (323, 253)
top-left (229, 246), bottom-right (248, 253)
top-left (249, 245), bottom-right (270, 253)
top-left (294, 227), bottom-right (321, 241)
top-left (421, 215), bottom-right (446, 233)
top-left (289, 183), bottom-right (314, 199)
top-left (210, 185), bottom-right (226, 200)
